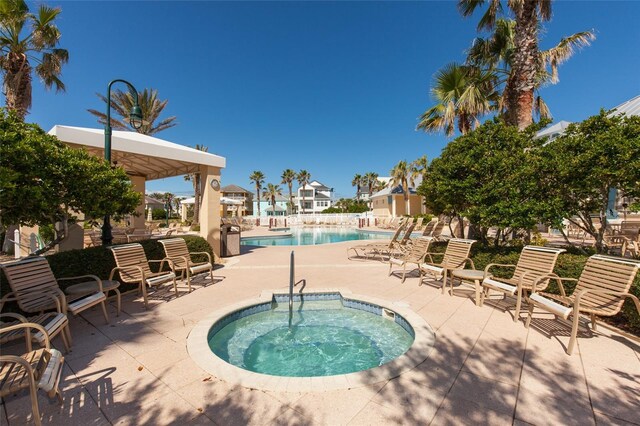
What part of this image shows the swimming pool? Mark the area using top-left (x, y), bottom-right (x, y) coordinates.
top-left (241, 227), bottom-right (390, 246)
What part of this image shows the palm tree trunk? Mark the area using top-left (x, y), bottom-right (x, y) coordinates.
top-left (255, 185), bottom-right (261, 225)
top-left (505, 1), bottom-right (538, 130)
top-left (4, 53), bottom-right (33, 120)
top-left (193, 174), bottom-right (201, 225)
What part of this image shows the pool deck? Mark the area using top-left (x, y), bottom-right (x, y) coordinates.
top-left (2, 229), bottom-right (639, 425)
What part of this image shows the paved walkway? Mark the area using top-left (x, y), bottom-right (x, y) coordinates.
top-left (2, 238), bottom-right (639, 425)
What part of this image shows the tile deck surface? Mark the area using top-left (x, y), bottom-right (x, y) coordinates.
top-left (2, 228), bottom-right (639, 425)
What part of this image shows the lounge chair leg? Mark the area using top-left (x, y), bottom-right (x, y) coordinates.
top-left (60, 325), bottom-right (71, 353)
top-left (567, 314), bottom-right (580, 355)
top-left (114, 288), bottom-right (121, 316)
top-left (172, 279), bottom-right (178, 297)
top-left (142, 284), bottom-right (149, 310)
top-left (28, 375), bottom-right (42, 426)
top-left (209, 268), bottom-right (214, 285)
top-left (64, 325), bottom-right (73, 347)
top-left (514, 288), bottom-right (522, 322)
top-left (388, 263), bottom-right (393, 277)
top-left (590, 313), bottom-right (597, 331)
top-left (525, 302), bottom-right (534, 329)
top-left (100, 301), bottom-right (109, 324)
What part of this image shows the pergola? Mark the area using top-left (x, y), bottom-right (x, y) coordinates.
top-left (47, 125), bottom-right (226, 256)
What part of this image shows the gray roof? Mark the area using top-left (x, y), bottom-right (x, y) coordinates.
top-left (610, 95), bottom-right (640, 117)
top-left (536, 120), bottom-right (572, 139)
top-left (221, 184), bottom-right (251, 194)
top-left (314, 193), bottom-right (331, 200)
top-left (145, 195), bottom-right (164, 205)
top-left (371, 184), bottom-right (418, 198)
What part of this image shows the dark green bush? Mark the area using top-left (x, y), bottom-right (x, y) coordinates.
top-left (151, 208), bottom-right (166, 220)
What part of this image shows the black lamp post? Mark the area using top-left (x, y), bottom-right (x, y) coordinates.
top-left (101, 79), bottom-right (144, 246)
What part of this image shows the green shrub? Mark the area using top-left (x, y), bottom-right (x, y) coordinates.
top-left (151, 208), bottom-right (166, 220)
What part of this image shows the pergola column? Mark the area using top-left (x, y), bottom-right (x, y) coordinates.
top-left (130, 175), bottom-right (146, 230)
top-left (199, 165), bottom-right (222, 258)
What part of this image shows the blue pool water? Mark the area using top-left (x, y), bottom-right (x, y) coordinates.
top-left (208, 298), bottom-right (414, 377)
top-left (241, 227), bottom-right (389, 246)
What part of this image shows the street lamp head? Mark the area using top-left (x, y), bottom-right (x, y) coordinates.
top-left (128, 105), bottom-right (144, 130)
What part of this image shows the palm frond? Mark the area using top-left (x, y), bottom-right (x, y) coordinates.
top-left (541, 31), bottom-right (595, 83)
top-left (534, 95), bottom-right (552, 120)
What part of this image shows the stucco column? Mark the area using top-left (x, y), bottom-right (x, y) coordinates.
top-left (181, 203), bottom-right (188, 222)
top-left (199, 165), bottom-right (222, 258)
top-left (130, 175), bottom-right (146, 230)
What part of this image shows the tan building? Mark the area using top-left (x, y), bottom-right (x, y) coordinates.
top-left (370, 184), bottom-right (425, 217)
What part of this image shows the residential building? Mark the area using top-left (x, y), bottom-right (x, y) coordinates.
top-left (356, 177), bottom-right (391, 204)
top-left (253, 192), bottom-right (293, 216)
top-left (221, 184), bottom-right (253, 216)
top-left (370, 182), bottom-right (425, 217)
top-left (297, 180), bottom-right (334, 214)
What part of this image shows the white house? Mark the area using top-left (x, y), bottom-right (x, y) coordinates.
top-left (297, 180), bottom-right (334, 214)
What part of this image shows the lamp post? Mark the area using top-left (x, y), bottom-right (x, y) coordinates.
top-left (102, 79), bottom-right (144, 246)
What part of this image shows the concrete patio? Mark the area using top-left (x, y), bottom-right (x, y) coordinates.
top-left (2, 236), bottom-right (639, 425)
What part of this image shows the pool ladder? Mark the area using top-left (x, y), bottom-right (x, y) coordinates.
top-left (289, 251), bottom-right (294, 326)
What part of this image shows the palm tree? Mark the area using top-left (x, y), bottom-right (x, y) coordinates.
top-left (352, 174), bottom-right (363, 200)
top-left (281, 169), bottom-right (296, 215)
top-left (263, 183), bottom-right (282, 216)
top-left (417, 62), bottom-right (497, 136)
top-left (249, 171), bottom-right (265, 221)
top-left (87, 88), bottom-right (177, 135)
top-left (390, 160), bottom-right (413, 216)
top-left (183, 144), bottom-right (208, 225)
top-left (466, 18), bottom-right (594, 122)
top-left (297, 170), bottom-right (311, 215)
top-left (410, 155), bottom-right (428, 184)
top-left (363, 172), bottom-right (379, 209)
top-left (0, 0), bottom-right (69, 120)
top-left (458, 1), bottom-right (594, 130)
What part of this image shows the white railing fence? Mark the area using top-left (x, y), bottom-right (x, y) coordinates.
top-left (243, 213), bottom-right (375, 228)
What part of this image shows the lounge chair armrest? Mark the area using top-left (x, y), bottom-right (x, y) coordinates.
top-left (443, 257), bottom-right (474, 270)
top-left (483, 263), bottom-right (516, 277)
top-left (109, 266), bottom-right (145, 281)
top-left (149, 259), bottom-right (175, 273)
top-left (574, 290), bottom-right (640, 315)
top-left (58, 274), bottom-right (104, 293)
top-left (528, 273), bottom-right (561, 293)
top-left (25, 290), bottom-right (65, 314)
top-left (0, 322), bottom-right (50, 348)
top-left (190, 251), bottom-right (213, 263)
top-left (0, 312), bottom-right (28, 322)
top-left (0, 292), bottom-right (18, 311)
top-left (538, 276), bottom-right (578, 297)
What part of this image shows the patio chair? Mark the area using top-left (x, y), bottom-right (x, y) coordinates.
top-left (388, 236), bottom-right (433, 283)
top-left (429, 221), bottom-right (447, 240)
top-left (413, 217), bottom-right (424, 231)
top-left (347, 220), bottom-right (407, 260)
top-left (109, 243), bottom-right (177, 309)
top-left (0, 311), bottom-right (70, 353)
top-left (0, 322), bottom-right (65, 426)
top-left (159, 238), bottom-right (214, 292)
top-left (421, 219), bottom-right (438, 237)
top-left (0, 257), bottom-right (109, 340)
top-left (525, 255), bottom-right (640, 355)
top-left (419, 238), bottom-right (476, 293)
top-left (481, 246), bottom-right (566, 322)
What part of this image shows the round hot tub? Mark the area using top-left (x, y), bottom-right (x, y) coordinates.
top-left (188, 290), bottom-right (436, 392)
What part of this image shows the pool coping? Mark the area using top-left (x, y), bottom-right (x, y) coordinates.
top-left (187, 288), bottom-right (436, 392)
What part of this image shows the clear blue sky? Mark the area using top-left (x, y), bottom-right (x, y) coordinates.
top-left (21, 1), bottom-right (640, 199)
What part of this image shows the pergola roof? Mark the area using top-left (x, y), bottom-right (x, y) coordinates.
top-left (48, 125), bottom-right (226, 180)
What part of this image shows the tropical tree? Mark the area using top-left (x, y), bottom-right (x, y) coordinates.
top-left (466, 17), bottom-right (594, 122)
top-left (458, 1), bottom-right (594, 129)
top-left (87, 88), bottom-right (177, 136)
top-left (418, 62), bottom-right (498, 136)
top-left (263, 183), bottom-right (283, 216)
top-left (0, 108), bottom-right (140, 253)
top-left (0, 0), bottom-right (69, 120)
top-left (410, 155), bottom-right (429, 184)
top-left (390, 160), bottom-right (413, 216)
top-left (538, 111), bottom-right (640, 252)
top-left (281, 169), bottom-right (296, 214)
top-left (352, 174), bottom-right (363, 200)
top-left (363, 172), bottom-right (379, 199)
top-left (183, 144), bottom-right (208, 225)
top-left (297, 170), bottom-right (311, 214)
top-left (249, 171), bottom-right (265, 221)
